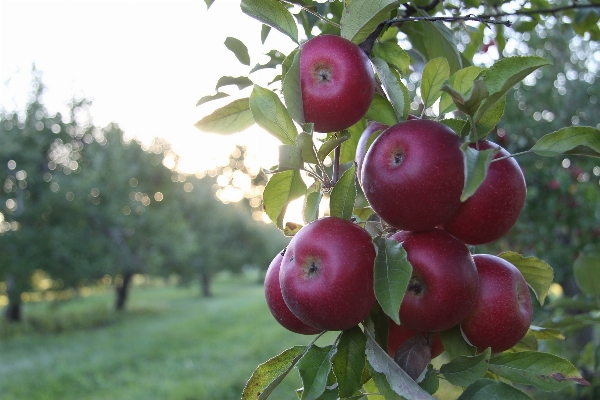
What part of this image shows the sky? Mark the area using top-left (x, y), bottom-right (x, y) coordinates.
top-left (0, 0), bottom-right (298, 175)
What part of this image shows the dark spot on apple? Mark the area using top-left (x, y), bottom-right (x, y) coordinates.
top-left (313, 64), bottom-right (332, 84)
top-left (391, 152), bottom-right (404, 167)
top-left (289, 255), bottom-right (294, 263)
top-left (407, 277), bottom-right (423, 295)
top-left (308, 262), bottom-right (318, 275)
top-left (280, 248), bottom-right (287, 257)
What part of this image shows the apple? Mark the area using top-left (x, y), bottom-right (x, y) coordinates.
top-left (390, 229), bottom-right (479, 332)
top-left (300, 35), bottom-right (375, 133)
top-left (388, 321), bottom-right (444, 359)
top-left (441, 140), bottom-right (527, 245)
top-left (461, 254), bottom-right (533, 353)
top-left (355, 121), bottom-right (388, 185)
top-left (279, 217), bottom-right (376, 331)
top-left (361, 120), bottom-right (464, 231)
top-left (264, 250), bottom-right (322, 335)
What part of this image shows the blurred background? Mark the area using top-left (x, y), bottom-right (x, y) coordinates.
top-left (1, 0), bottom-right (599, 399)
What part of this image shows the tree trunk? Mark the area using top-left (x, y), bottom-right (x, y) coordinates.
top-left (4, 275), bottom-right (22, 322)
top-left (115, 270), bottom-right (133, 311)
top-left (200, 270), bottom-right (212, 297)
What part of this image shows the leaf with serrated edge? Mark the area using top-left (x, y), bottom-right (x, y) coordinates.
top-left (263, 170), bottom-right (307, 228)
top-left (332, 326), bottom-right (367, 398)
top-left (224, 37), bottom-right (251, 65)
top-left (394, 335), bottom-right (431, 381)
top-left (531, 126), bottom-right (600, 158)
top-left (475, 56), bottom-right (551, 122)
top-left (249, 85), bottom-right (298, 145)
top-left (194, 98), bottom-right (254, 134)
top-left (371, 58), bottom-right (409, 121)
top-left (529, 326), bottom-right (566, 341)
top-left (330, 165), bottom-right (357, 220)
top-left (340, 0), bottom-right (398, 44)
top-left (460, 144), bottom-right (500, 202)
top-left (498, 251), bottom-right (554, 305)
top-left (340, 120), bottom-right (366, 164)
top-left (278, 144), bottom-right (303, 171)
top-left (365, 330), bottom-right (435, 399)
top-left (440, 325), bottom-right (476, 360)
top-left (457, 378), bottom-right (532, 400)
top-left (317, 133), bottom-right (351, 162)
top-left (373, 41), bottom-right (411, 76)
top-left (439, 66), bottom-right (486, 114)
top-left (296, 131), bottom-right (318, 164)
top-left (510, 330), bottom-right (538, 352)
top-left (421, 58), bottom-right (450, 110)
top-left (475, 94), bottom-right (506, 139)
top-left (241, 0), bottom-right (298, 43)
top-left (365, 93), bottom-right (399, 126)
top-left (303, 183), bottom-right (322, 224)
top-left (440, 348), bottom-right (491, 387)
top-left (421, 18), bottom-right (462, 74)
top-left (440, 118), bottom-right (467, 134)
top-left (373, 237), bottom-right (411, 325)
top-left (297, 344), bottom-right (337, 400)
top-left (283, 49), bottom-right (305, 124)
top-left (488, 351), bottom-right (589, 391)
top-left (241, 346), bottom-right (305, 400)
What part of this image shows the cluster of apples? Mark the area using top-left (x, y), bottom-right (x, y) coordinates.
top-left (264, 33), bottom-right (534, 358)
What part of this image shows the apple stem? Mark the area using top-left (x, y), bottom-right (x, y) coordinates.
top-left (491, 150), bottom-right (533, 162)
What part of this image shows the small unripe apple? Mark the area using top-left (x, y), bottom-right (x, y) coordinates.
top-left (461, 254), bottom-right (533, 354)
top-left (441, 140), bottom-right (527, 245)
top-left (361, 120), bottom-right (464, 231)
top-left (300, 35), bottom-right (375, 133)
top-left (264, 250), bottom-right (321, 335)
top-left (390, 229), bottom-right (479, 332)
top-left (388, 321), bottom-right (444, 359)
top-left (279, 217), bottom-right (376, 331)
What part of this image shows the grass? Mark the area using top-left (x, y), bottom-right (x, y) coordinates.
top-left (0, 272), bottom-right (314, 400)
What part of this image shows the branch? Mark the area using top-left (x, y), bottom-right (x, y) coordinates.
top-left (385, 15), bottom-right (512, 27)
top-left (279, 0), bottom-right (341, 28)
top-left (480, 3), bottom-right (600, 19)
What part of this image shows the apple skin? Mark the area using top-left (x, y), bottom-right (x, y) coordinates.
top-left (390, 229), bottom-right (479, 332)
top-left (355, 121), bottom-right (389, 185)
top-left (441, 140), bottom-right (527, 245)
top-left (300, 35), bottom-right (375, 133)
top-left (461, 254), bottom-right (533, 354)
top-left (387, 321), bottom-right (444, 359)
top-left (264, 250), bottom-right (322, 335)
top-left (361, 120), bottom-right (464, 231)
top-left (279, 217), bottom-right (376, 331)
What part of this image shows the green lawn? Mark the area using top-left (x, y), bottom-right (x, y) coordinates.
top-left (0, 273), bottom-right (319, 400)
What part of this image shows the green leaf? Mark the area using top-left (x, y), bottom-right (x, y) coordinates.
top-left (441, 78), bottom-right (489, 117)
top-left (530, 126), bottom-right (600, 158)
top-left (194, 98), bottom-right (254, 134)
top-left (439, 66), bottom-right (485, 114)
top-left (573, 246), bottom-right (600, 302)
top-left (282, 48), bottom-right (299, 81)
top-left (475, 56), bottom-right (551, 122)
top-left (204, 0), bottom-right (216, 9)
top-left (263, 170), bottom-right (307, 228)
top-left (317, 133), bottom-right (351, 162)
top-left (419, 366), bottom-right (439, 395)
top-left (249, 85), bottom-right (298, 145)
top-left (215, 76), bottom-right (254, 91)
top-left (242, 346), bottom-right (305, 400)
top-left (364, 303), bottom-right (390, 351)
top-left (353, 207), bottom-right (374, 222)
top-left (297, 344), bottom-right (337, 400)
top-left (460, 143), bottom-right (500, 202)
top-left (440, 348), bottom-right (491, 387)
top-left (440, 325), bottom-right (476, 360)
top-left (420, 58), bottom-right (450, 110)
top-left (340, 120), bottom-right (366, 164)
top-left (278, 144), bottom-right (304, 171)
top-left (488, 351), bottom-right (590, 391)
top-left (371, 58), bottom-right (409, 121)
top-left (475, 94), bottom-right (506, 139)
top-left (365, 331), bottom-right (435, 399)
top-left (296, 131), bottom-right (318, 164)
top-left (498, 251), bottom-right (554, 306)
top-left (283, 48), bottom-right (305, 125)
top-left (372, 41), bottom-right (411, 76)
top-left (330, 165), bottom-right (357, 220)
top-left (303, 183), bottom-right (322, 225)
top-left (196, 92), bottom-right (229, 107)
top-left (457, 379), bottom-right (532, 400)
top-left (439, 118), bottom-right (467, 134)
top-left (332, 326), bottom-right (367, 398)
top-left (241, 0), bottom-right (299, 43)
top-left (511, 330), bottom-right (538, 352)
top-left (372, 237), bottom-right (412, 325)
top-left (250, 49), bottom-right (286, 73)
top-left (224, 37), bottom-right (251, 65)
top-left (364, 93), bottom-right (399, 126)
top-left (421, 19), bottom-right (462, 74)
top-left (340, 0), bottom-right (398, 44)
top-left (261, 24), bottom-right (271, 44)
top-left (529, 326), bottom-right (566, 341)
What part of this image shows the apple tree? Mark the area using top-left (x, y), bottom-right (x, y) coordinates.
top-left (195, 0), bottom-right (599, 398)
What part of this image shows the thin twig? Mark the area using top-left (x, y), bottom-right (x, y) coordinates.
top-left (491, 150), bottom-right (533, 162)
top-left (385, 15), bottom-right (512, 27)
top-left (279, 0), bottom-right (341, 28)
top-left (480, 3), bottom-right (600, 19)
top-left (332, 146), bottom-right (341, 185)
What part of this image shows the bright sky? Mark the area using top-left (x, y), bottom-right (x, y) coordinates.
top-left (0, 0), bottom-right (298, 175)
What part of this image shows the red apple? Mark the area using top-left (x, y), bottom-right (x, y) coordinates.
top-left (300, 35), bottom-right (375, 133)
top-left (361, 120), bottom-right (464, 231)
top-left (279, 217), bottom-right (376, 331)
top-left (390, 229), bottom-right (479, 332)
top-left (441, 140), bottom-right (527, 245)
top-left (264, 250), bottom-right (322, 335)
top-left (461, 254), bottom-right (533, 354)
top-left (355, 121), bottom-right (388, 185)
top-left (388, 321), bottom-right (444, 359)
